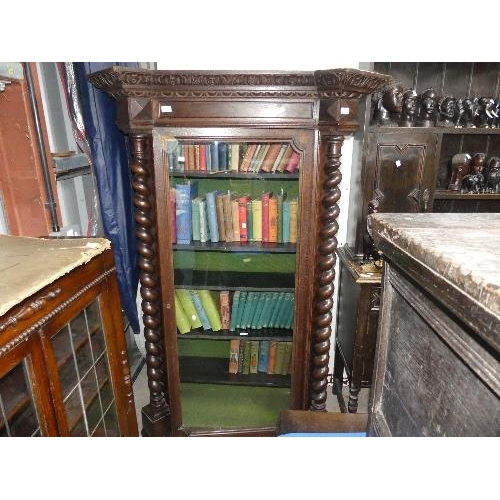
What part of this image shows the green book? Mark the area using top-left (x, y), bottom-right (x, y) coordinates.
top-left (229, 290), bottom-right (241, 331)
top-left (242, 340), bottom-right (252, 374)
top-left (261, 291), bottom-right (277, 329)
top-left (198, 289), bottom-right (222, 331)
top-left (235, 291), bottom-right (247, 329)
top-left (274, 341), bottom-right (288, 375)
top-left (246, 291), bottom-right (262, 329)
top-left (285, 293), bottom-right (295, 330)
top-left (280, 342), bottom-right (293, 375)
top-left (189, 289), bottom-right (211, 330)
top-left (191, 197), bottom-right (201, 241)
top-left (277, 191), bottom-right (287, 244)
top-left (175, 289), bottom-right (202, 329)
top-left (269, 292), bottom-right (285, 329)
top-left (251, 292), bottom-right (266, 329)
top-left (282, 199), bottom-right (290, 243)
top-left (246, 199), bottom-right (253, 241)
top-left (240, 291), bottom-right (256, 329)
top-left (237, 339), bottom-right (246, 374)
top-left (174, 292), bottom-right (191, 334)
top-left (276, 292), bottom-right (293, 329)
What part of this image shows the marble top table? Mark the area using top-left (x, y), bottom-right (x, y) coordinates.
top-left (0, 235), bottom-right (111, 316)
top-left (369, 212), bottom-right (500, 352)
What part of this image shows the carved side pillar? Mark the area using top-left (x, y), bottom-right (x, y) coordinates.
top-left (310, 134), bottom-right (344, 411)
top-left (130, 134), bottom-right (171, 436)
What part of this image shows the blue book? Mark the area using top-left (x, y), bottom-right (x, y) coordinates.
top-left (210, 142), bottom-right (219, 171)
top-left (205, 143), bottom-right (212, 172)
top-left (189, 290), bottom-right (211, 330)
top-left (218, 142), bottom-right (228, 171)
top-left (175, 181), bottom-right (198, 244)
top-left (205, 190), bottom-right (220, 242)
top-left (282, 199), bottom-right (291, 243)
top-left (258, 340), bottom-right (270, 373)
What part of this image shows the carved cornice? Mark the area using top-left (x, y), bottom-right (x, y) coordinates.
top-left (88, 66), bottom-right (391, 100)
top-left (315, 68), bottom-right (395, 98)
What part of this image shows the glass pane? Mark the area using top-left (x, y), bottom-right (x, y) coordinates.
top-left (65, 388), bottom-right (86, 436)
top-left (92, 419), bottom-right (106, 437)
top-left (95, 354), bottom-right (114, 410)
top-left (103, 404), bottom-right (119, 437)
top-left (52, 325), bottom-right (79, 398)
top-left (90, 325), bottom-right (106, 359)
top-left (80, 370), bottom-right (102, 433)
top-left (0, 360), bottom-right (41, 437)
top-left (164, 136), bottom-right (298, 430)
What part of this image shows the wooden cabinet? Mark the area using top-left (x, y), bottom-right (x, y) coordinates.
top-left (0, 235), bottom-right (138, 436)
top-left (369, 213), bottom-right (500, 436)
top-left (89, 67), bottom-right (391, 436)
top-left (335, 61), bottom-right (500, 412)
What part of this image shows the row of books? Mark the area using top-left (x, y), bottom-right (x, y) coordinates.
top-left (175, 289), bottom-right (295, 334)
top-left (229, 339), bottom-right (292, 376)
top-left (172, 181), bottom-right (298, 244)
top-left (168, 142), bottom-right (300, 174)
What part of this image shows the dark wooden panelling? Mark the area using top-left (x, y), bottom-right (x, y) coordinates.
top-left (470, 62), bottom-right (500, 98)
top-left (442, 62), bottom-right (472, 97)
top-left (415, 62), bottom-right (445, 94)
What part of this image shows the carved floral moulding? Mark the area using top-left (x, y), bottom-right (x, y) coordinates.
top-left (88, 67), bottom-right (392, 100)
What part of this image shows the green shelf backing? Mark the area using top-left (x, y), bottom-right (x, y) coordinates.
top-left (180, 382), bottom-right (290, 429)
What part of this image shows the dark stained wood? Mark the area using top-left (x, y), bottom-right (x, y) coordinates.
top-left (0, 245), bottom-right (139, 437)
top-left (89, 67), bottom-right (391, 435)
top-left (369, 213), bottom-right (500, 436)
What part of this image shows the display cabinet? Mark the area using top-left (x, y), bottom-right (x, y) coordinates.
top-left (89, 67), bottom-right (391, 436)
top-left (335, 61), bottom-right (500, 412)
top-left (0, 235), bottom-right (138, 436)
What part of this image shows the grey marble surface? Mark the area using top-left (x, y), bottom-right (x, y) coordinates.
top-left (369, 213), bottom-right (500, 321)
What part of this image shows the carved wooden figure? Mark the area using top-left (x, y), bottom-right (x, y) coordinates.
top-left (417, 88), bottom-right (437, 127)
top-left (399, 89), bottom-right (418, 127)
top-left (437, 95), bottom-right (458, 127)
top-left (476, 97), bottom-right (496, 128)
top-left (484, 157), bottom-right (500, 193)
top-left (448, 153), bottom-right (471, 191)
top-left (459, 97), bottom-right (478, 128)
top-left (373, 87), bottom-right (403, 126)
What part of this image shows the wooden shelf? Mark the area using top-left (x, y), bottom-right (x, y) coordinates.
top-left (173, 241), bottom-right (296, 253)
top-left (170, 171), bottom-right (298, 179)
top-left (369, 126), bottom-right (500, 135)
top-left (434, 190), bottom-right (500, 200)
top-left (179, 356), bottom-right (290, 387)
top-left (178, 328), bottom-right (292, 341)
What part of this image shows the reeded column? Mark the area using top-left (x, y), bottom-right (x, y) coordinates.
top-left (130, 133), bottom-right (171, 436)
top-left (310, 134), bottom-right (344, 411)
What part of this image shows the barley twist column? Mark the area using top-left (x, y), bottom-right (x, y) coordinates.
top-left (130, 134), bottom-right (170, 436)
top-left (310, 134), bottom-right (344, 411)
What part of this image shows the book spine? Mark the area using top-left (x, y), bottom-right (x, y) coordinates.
top-left (238, 196), bottom-right (250, 242)
top-left (218, 142), bottom-right (228, 171)
top-left (229, 290), bottom-right (240, 331)
top-left (267, 340), bottom-right (279, 374)
top-left (246, 201), bottom-right (253, 241)
top-left (176, 144), bottom-right (185, 172)
top-left (268, 292), bottom-right (285, 329)
top-left (282, 200), bottom-right (290, 243)
top-left (219, 290), bottom-right (231, 330)
top-left (191, 198), bottom-right (201, 241)
top-left (240, 143), bottom-right (258, 172)
top-left (237, 339), bottom-right (246, 374)
top-left (271, 143), bottom-right (288, 173)
top-left (198, 289), bottom-right (222, 331)
top-left (277, 191), bottom-right (285, 244)
top-left (285, 150), bottom-right (300, 173)
top-left (252, 144), bottom-right (270, 172)
top-left (274, 342), bottom-right (287, 375)
top-left (211, 142), bottom-right (219, 171)
top-left (249, 340), bottom-right (259, 374)
top-left (199, 144), bottom-right (207, 171)
top-left (205, 191), bottom-right (219, 242)
top-left (261, 143), bottom-right (282, 173)
top-left (175, 182), bottom-right (198, 244)
top-left (176, 288), bottom-right (202, 329)
top-left (228, 339), bottom-right (240, 374)
top-left (257, 340), bottom-right (270, 372)
top-left (169, 187), bottom-right (176, 244)
top-left (231, 199), bottom-right (240, 242)
top-left (222, 193), bottom-right (233, 242)
top-left (242, 340), bottom-right (251, 374)
top-left (230, 143), bottom-right (240, 171)
top-left (174, 292), bottom-right (191, 334)
top-left (251, 199), bottom-right (262, 242)
top-left (235, 291), bottom-right (247, 329)
top-left (215, 192), bottom-right (226, 242)
top-left (281, 341), bottom-right (293, 375)
top-left (277, 144), bottom-right (293, 173)
top-left (194, 144), bottom-right (200, 170)
top-left (289, 199), bottom-right (298, 244)
top-left (268, 194), bottom-right (278, 243)
top-left (205, 143), bottom-right (212, 172)
top-left (199, 198), bottom-right (209, 243)
top-left (189, 289), bottom-right (211, 330)
top-left (261, 192), bottom-right (271, 243)
top-left (240, 291), bottom-right (255, 330)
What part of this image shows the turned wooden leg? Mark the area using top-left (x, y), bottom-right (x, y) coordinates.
top-left (348, 384), bottom-right (361, 413)
top-left (332, 341), bottom-right (344, 396)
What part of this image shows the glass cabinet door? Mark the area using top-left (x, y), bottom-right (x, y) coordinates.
top-left (157, 131), bottom-right (304, 431)
top-left (50, 297), bottom-right (120, 436)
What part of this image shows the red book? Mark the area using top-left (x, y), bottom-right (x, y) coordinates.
top-left (169, 187), bottom-right (176, 244)
top-left (268, 194), bottom-right (278, 243)
top-left (238, 195), bottom-right (250, 242)
top-left (261, 192), bottom-right (272, 243)
top-left (199, 144), bottom-right (207, 171)
top-left (285, 151), bottom-right (300, 173)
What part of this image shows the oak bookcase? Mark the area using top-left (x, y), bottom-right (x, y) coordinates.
top-left (89, 67), bottom-right (391, 436)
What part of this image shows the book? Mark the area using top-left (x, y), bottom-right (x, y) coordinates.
top-left (277, 292), bottom-right (293, 329)
top-left (215, 192), bottom-right (226, 242)
top-left (285, 150), bottom-right (300, 173)
top-left (274, 341), bottom-right (288, 375)
top-left (231, 199), bottom-right (240, 242)
top-left (260, 291), bottom-right (276, 329)
top-left (230, 143), bottom-right (240, 171)
top-left (269, 292), bottom-right (285, 328)
top-left (191, 197), bottom-right (201, 241)
top-left (189, 289), bottom-right (211, 330)
top-left (242, 339), bottom-right (251, 374)
top-left (267, 340), bottom-right (279, 374)
top-left (246, 291), bottom-right (261, 329)
top-left (198, 289), bottom-right (222, 331)
top-left (237, 340), bottom-right (246, 374)
top-left (282, 198), bottom-right (291, 243)
top-left (234, 291), bottom-right (247, 329)
top-left (260, 143), bottom-right (283, 172)
top-left (210, 142), bottom-right (220, 171)
top-left (247, 144), bottom-right (263, 172)
top-left (251, 292), bottom-right (266, 329)
top-left (268, 194), bottom-right (278, 243)
top-left (219, 290), bottom-right (231, 330)
top-left (271, 143), bottom-right (289, 173)
top-left (281, 341), bottom-right (293, 375)
top-left (188, 144), bottom-right (196, 171)
top-left (276, 144), bottom-right (294, 173)
top-left (246, 199), bottom-right (253, 241)
top-left (289, 198), bottom-right (298, 243)
top-left (229, 290), bottom-right (241, 331)
top-left (194, 144), bottom-right (200, 170)
top-left (198, 198), bottom-right (210, 243)
top-left (199, 144), bottom-right (207, 171)
top-left (222, 192), bottom-right (234, 242)
top-left (257, 340), bottom-right (270, 372)
top-left (174, 292), bottom-right (191, 334)
top-left (238, 195), bottom-right (250, 242)
top-left (218, 142), bottom-right (228, 171)
top-left (205, 190), bottom-right (220, 242)
top-left (228, 339), bottom-right (240, 374)
top-left (176, 144), bottom-right (185, 172)
top-left (175, 288), bottom-right (202, 329)
top-left (285, 293), bottom-right (295, 330)
top-left (239, 144), bottom-right (258, 172)
top-left (261, 191), bottom-right (272, 243)
top-left (240, 291), bottom-right (255, 329)
top-left (205, 143), bottom-right (212, 171)
top-left (252, 143), bottom-right (270, 172)
top-left (175, 181), bottom-right (198, 244)
top-left (249, 340), bottom-right (259, 374)
top-left (276, 190), bottom-right (286, 244)
top-left (169, 187), bottom-right (176, 244)
top-left (251, 199), bottom-right (262, 242)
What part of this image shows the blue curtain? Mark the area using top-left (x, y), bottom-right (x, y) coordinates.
top-left (75, 62), bottom-right (140, 333)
